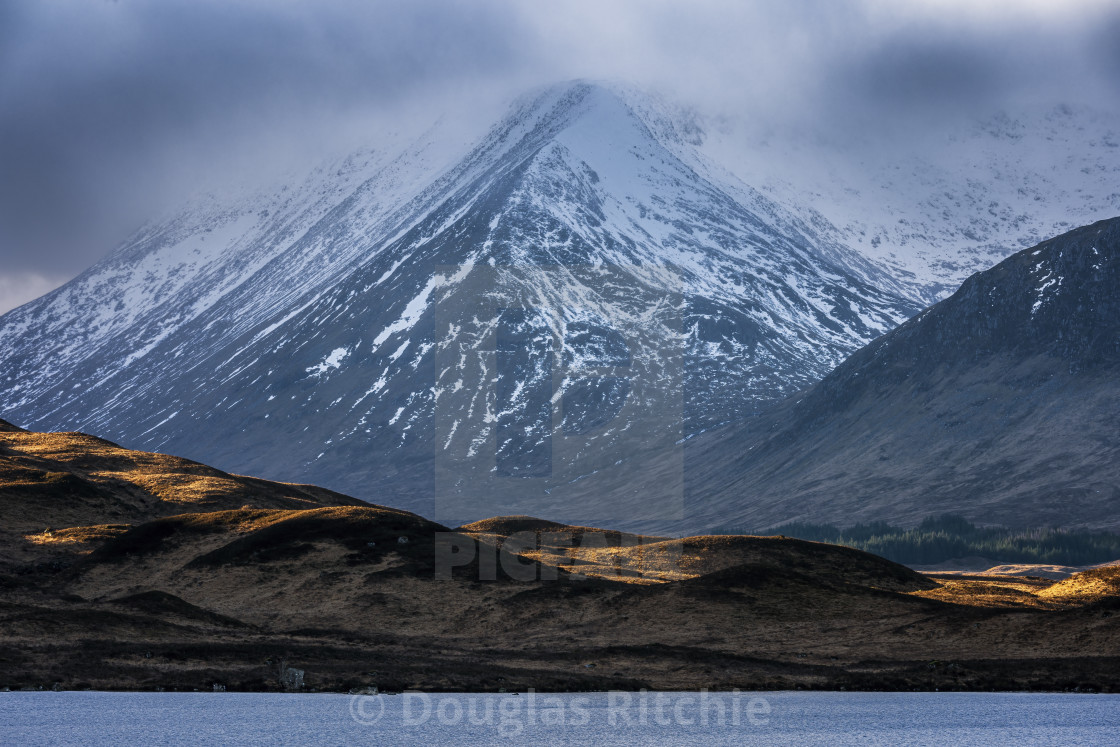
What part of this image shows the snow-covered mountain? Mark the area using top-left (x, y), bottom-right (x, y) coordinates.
top-left (3, 81), bottom-right (1117, 526)
top-left (0, 81), bottom-right (919, 523)
top-left (700, 104), bottom-right (1120, 304)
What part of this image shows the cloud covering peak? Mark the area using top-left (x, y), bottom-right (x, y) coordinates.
top-left (1, 0), bottom-right (1117, 313)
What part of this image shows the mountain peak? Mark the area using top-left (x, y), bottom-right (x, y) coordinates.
top-left (488, 79), bottom-right (704, 166)
top-left (0, 80), bottom-right (919, 523)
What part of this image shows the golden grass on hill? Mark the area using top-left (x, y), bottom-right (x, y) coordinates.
top-left (1039, 566), bottom-right (1120, 600)
top-left (462, 518), bottom-right (933, 590)
top-left (460, 516), bottom-right (677, 583)
top-left (458, 516), bottom-right (574, 534)
top-left (910, 576), bottom-right (1059, 609)
top-left (0, 429), bottom-right (367, 534)
top-left (910, 566), bottom-right (1120, 609)
top-left (24, 524), bottom-right (131, 548)
top-left (5, 431), bottom-right (291, 507)
top-left (521, 538), bottom-right (691, 584)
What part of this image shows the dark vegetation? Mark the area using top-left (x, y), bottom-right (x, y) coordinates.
top-left (716, 515), bottom-right (1120, 566)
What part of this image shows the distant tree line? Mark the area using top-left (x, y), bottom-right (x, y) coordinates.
top-left (713, 514), bottom-right (1120, 567)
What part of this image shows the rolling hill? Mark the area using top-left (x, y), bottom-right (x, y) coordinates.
top-left (1, 423), bottom-right (1118, 693)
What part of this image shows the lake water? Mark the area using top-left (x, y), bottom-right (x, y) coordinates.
top-left (2, 690), bottom-right (1119, 745)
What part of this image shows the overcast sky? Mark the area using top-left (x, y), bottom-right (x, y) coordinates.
top-left (1, 0), bottom-right (1118, 313)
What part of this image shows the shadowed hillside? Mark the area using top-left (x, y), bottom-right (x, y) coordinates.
top-left (1, 422), bottom-right (1118, 693)
top-left (686, 218), bottom-right (1120, 532)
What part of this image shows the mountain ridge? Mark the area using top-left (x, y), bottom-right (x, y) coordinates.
top-left (0, 81), bottom-right (919, 521)
top-left (685, 217), bottom-right (1120, 532)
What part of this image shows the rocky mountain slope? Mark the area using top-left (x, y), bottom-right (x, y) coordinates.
top-left (686, 217), bottom-right (1120, 532)
top-left (0, 82), bottom-right (919, 523)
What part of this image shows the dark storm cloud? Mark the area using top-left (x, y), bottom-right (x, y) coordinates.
top-left (1092, 13), bottom-right (1120, 87)
top-left (818, 9), bottom-right (1120, 132)
top-left (849, 38), bottom-right (1006, 108)
top-left (1, 0), bottom-right (1118, 313)
top-left (0, 0), bottom-right (529, 282)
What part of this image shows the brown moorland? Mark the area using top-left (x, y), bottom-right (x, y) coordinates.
top-left (1, 420), bottom-right (1118, 694)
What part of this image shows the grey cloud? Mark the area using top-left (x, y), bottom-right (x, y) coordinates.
top-left (827, 11), bottom-right (1120, 124)
top-left (1, 0), bottom-right (1118, 313)
top-left (1091, 15), bottom-right (1120, 88)
top-left (848, 38), bottom-right (1007, 108)
top-left (0, 0), bottom-right (530, 280)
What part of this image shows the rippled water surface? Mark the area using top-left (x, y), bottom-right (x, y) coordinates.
top-left (3, 690), bottom-right (1119, 745)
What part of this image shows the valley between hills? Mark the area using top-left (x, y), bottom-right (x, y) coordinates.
top-left (2, 418), bottom-right (1118, 694)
